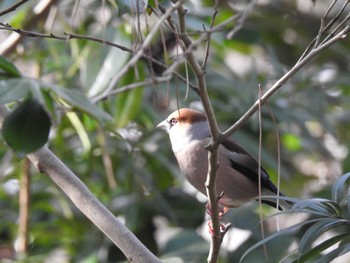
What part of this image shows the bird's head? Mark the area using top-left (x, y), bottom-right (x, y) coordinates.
top-left (157, 108), bottom-right (210, 153)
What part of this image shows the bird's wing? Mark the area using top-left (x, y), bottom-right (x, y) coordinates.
top-left (221, 139), bottom-right (280, 196)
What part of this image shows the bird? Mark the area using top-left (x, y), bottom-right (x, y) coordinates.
top-left (157, 108), bottom-right (287, 224)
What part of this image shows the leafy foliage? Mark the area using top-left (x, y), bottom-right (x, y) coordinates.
top-left (241, 173), bottom-right (350, 262)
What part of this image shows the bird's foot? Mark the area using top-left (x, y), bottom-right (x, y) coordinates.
top-left (206, 202), bottom-right (229, 219)
top-left (207, 220), bottom-right (232, 237)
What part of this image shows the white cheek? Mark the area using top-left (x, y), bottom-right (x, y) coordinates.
top-left (169, 125), bottom-right (192, 153)
top-left (169, 121), bottom-right (210, 153)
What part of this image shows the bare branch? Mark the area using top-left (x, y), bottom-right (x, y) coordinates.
top-left (0, 0), bottom-right (54, 56)
top-left (222, 25), bottom-right (350, 140)
top-left (174, 1), bottom-right (223, 262)
top-left (91, 1), bottom-right (183, 101)
top-left (0, 23), bottom-right (198, 94)
top-left (226, 0), bottom-right (257, 39)
top-left (0, 0), bottom-right (29, 17)
top-left (91, 75), bottom-right (173, 103)
top-left (201, 2), bottom-right (219, 71)
top-left (298, 0), bottom-right (349, 63)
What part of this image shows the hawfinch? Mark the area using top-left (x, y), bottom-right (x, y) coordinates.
top-left (157, 108), bottom-right (285, 214)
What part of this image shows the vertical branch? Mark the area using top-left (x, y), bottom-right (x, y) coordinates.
top-left (18, 158), bottom-right (31, 254)
top-left (174, 1), bottom-right (223, 262)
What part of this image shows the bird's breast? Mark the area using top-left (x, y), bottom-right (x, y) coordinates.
top-left (174, 140), bottom-right (209, 195)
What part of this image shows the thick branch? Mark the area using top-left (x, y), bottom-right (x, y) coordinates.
top-left (0, 106), bottom-right (161, 263)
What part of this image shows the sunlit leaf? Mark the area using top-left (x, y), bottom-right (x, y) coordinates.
top-left (321, 242), bottom-right (350, 263)
top-left (0, 79), bottom-right (31, 104)
top-left (298, 218), bottom-right (348, 258)
top-left (282, 133), bottom-right (302, 151)
top-left (292, 232), bottom-right (350, 263)
top-left (49, 84), bottom-right (112, 123)
top-left (0, 56), bottom-right (21, 78)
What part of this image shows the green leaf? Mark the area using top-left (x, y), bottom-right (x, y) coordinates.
top-left (49, 84), bottom-right (112, 123)
top-left (291, 198), bottom-right (341, 217)
top-left (115, 86), bottom-right (143, 128)
top-left (240, 218), bottom-right (321, 263)
top-left (0, 79), bottom-right (31, 104)
top-left (298, 218), bottom-right (348, 258)
top-left (2, 98), bottom-right (51, 154)
top-left (282, 133), bottom-right (302, 151)
top-left (321, 242), bottom-right (350, 263)
top-left (0, 56), bottom-right (21, 78)
top-left (332, 172), bottom-right (350, 204)
top-left (292, 232), bottom-right (350, 263)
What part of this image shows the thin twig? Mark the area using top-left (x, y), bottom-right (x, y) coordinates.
top-left (320, 13), bottom-right (350, 45)
top-left (0, 0), bottom-right (55, 56)
top-left (0, 22), bottom-right (198, 94)
top-left (201, 2), bottom-right (219, 71)
top-left (92, 75), bottom-right (172, 102)
top-left (0, 0), bottom-right (29, 17)
top-left (298, 0), bottom-right (348, 63)
top-left (163, 1), bottom-right (250, 75)
top-left (222, 25), bottom-right (350, 140)
top-left (91, 0), bottom-right (183, 101)
top-left (226, 0), bottom-right (257, 39)
top-left (314, 0), bottom-right (337, 47)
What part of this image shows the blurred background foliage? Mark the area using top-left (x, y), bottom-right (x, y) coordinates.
top-left (0, 0), bottom-right (350, 262)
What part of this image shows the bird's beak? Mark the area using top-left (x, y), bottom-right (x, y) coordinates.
top-left (156, 120), bottom-right (169, 132)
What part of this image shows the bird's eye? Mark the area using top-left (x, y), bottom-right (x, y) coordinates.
top-left (169, 118), bottom-right (177, 126)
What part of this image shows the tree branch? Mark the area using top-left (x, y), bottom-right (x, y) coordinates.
top-left (91, 0), bottom-right (183, 100)
top-left (0, 23), bottom-right (198, 94)
top-left (0, 106), bottom-right (161, 263)
top-left (174, 1), bottom-right (223, 262)
top-left (0, 0), bottom-right (29, 17)
top-left (222, 25), bottom-right (350, 140)
top-left (0, 0), bottom-right (54, 56)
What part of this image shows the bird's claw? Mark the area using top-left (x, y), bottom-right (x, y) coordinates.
top-left (207, 221), bottom-right (232, 238)
top-left (206, 202), bottom-right (229, 220)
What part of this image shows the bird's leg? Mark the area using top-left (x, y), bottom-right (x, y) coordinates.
top-left (205, 202), bottom-right (229, 220)
top-left (206, 203), bottom-right (230, 236)
top-left (207, 220), bottom-right (227, 236)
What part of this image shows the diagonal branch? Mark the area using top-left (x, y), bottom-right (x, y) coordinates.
top-left (0, 23), bottom-right (198, 94)
top-left (0, 0), bottom-right (29, 17)
top-left (222, 25), bottom-right (350, 140)
top-left (91, 0), bottom-right (183, 100)
top-left (0, 0), bottom-right (54, 56)
top-left (0, 106), bottom-right (161, 263)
